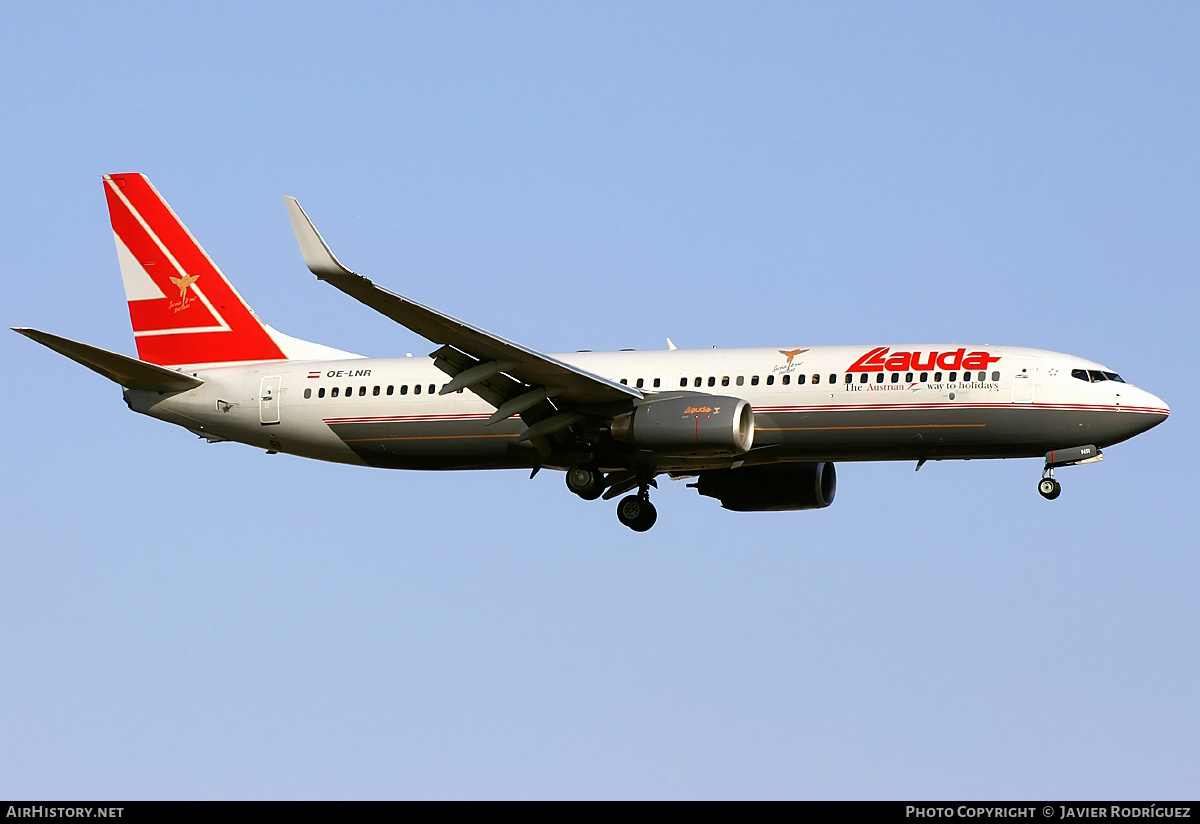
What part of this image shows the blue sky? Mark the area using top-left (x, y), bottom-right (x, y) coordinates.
top-left (2, 1), bottom-right (1197, 799)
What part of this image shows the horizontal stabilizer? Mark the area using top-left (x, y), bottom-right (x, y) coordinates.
top-left (13, 328), bottom-right (204, 392)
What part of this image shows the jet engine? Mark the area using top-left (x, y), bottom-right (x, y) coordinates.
top-left (693, 462), bottom-right (836, 511)
top-left (610, 394), bottom-right (754, 456)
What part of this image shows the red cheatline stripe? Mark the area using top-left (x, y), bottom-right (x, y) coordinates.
top-left (324, 413), bottom-right (494, 424)
top-left (318, 402), bottom-right (1167, 427)
top-left (756, 402), bottom-right (1166, 414)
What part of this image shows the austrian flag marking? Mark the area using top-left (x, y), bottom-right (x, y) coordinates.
top-left (847, 346), bottom-right (1001, 373)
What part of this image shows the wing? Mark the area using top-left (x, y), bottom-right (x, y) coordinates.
top-left (284, 197), bottom-right (641, 450)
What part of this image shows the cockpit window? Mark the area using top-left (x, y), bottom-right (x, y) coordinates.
top-left (1073, 368), bottom-right (1126, 384)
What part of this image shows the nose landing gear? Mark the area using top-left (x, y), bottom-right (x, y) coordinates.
top-left (1036, 444), bottom-right (1102, 500)
top-left (1038, 472), bottom-right (1061, 500)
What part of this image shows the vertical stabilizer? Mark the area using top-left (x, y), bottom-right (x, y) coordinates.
top-left (104, 174), bottom-right (355, 368)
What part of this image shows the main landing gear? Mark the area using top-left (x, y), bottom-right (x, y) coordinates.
top-left (1038, 472), bottom-right (1062, 500)
top-left (616, 489), bottom-right (657, 532)
top-left (565, 464), bottom-right (604, 500)
top-left (566, 464), bottom-right (659, 531)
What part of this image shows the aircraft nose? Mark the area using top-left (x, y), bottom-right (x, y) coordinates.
top-left (1128, 387), bottom-right (1169, 429)
top-left (1147, 391), bottom-right (1169, 418)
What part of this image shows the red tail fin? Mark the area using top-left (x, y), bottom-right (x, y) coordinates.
top-left (105, 173), bottom-right (288, 368)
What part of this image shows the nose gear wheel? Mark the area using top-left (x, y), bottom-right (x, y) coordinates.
top-left (1038, 476), bottom-right (1061, 500)
top-left (1038, 465), bottom-right (1061, 500)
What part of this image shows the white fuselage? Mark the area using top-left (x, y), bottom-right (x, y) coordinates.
top-left (126, 344), bottom-right (1169, 474)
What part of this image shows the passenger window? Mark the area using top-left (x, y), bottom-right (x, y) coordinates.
top-left (414, 384), bottom-right (421, 394)
top-left (860, 373), bottom-right (869, 384)
top-left (963, 372), bottom-right (972, 381)
top-left (920, 372), bottom-right (928, 382)
top-left (331, 387), bottom-right (340, 398)
top-left (429, 384), bottom-right (435, 394)
top-left (812, 374), bottom-right (820, 385)
top-left (359, 386), bottom-right (367, 396)
top-left (876, 373), bottom-right (884, 383)
top-left (318, 387), bottom-right (326, 398)
top-left (620, 378), bottom-right (628, 385)
top-left (751, 376), bottom-right (759, 385)
top-left (891, 372), bottom-right (899, 383)
top-left (304, 388), bottom-right (312, 399)
top-left (766, 375), bottom-right (774, 385)
top-left (653, 378), bottom-right (661, 388)
top-left (934, 372), bottom-right (942, 382)
top-left (829, 374), bottom-right (836, 384)
top-left (635, 378), bottom-right (644, 388)
top-left (400, 385), bottom-right (408, 395)
top-left (948, 372), bottom-right (956, 383)
top-left (797, 373), bottom-right (806, 385)
top-left (782, 374), bottom-right (790, 385)
top-left (373, 386), bottom-right (380, 396)
top-left (345, 386), bottom-right (352, 396)
top-left (387, 385), bottom-right (394, 395)
top-left (694, 377), bottom-right (702, 387)
top-left (708, 377), bottom-right (716, 387)
top-left (905, 372), bottom-right (913, 382)
top-left (991, 371), bottom-right (1000, 381)
top-left (736, 376), bottom-right (744, 386)
top-left (680, 377), bottom-right (688, 387)
top-left (721, 376), bottom-right (729, 387)
top-left (845, 374), bottom-right (853, 384)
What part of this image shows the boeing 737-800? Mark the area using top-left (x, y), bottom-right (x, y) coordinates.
top-left (15, 174), bottom-right (1170, 531)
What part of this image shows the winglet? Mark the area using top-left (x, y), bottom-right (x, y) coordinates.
top-left (14, 328), bottom-right (204, 392)
top-left (284, 196), bottom-right (355, 280)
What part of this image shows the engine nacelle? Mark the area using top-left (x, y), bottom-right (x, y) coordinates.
top-left (610, 394), bottom-right (754, 456)
top-left (694, 462), bottom-right (836, 511)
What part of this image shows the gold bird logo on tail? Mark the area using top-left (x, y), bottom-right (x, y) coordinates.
top-left (169, 273), bottom-right (199, 298)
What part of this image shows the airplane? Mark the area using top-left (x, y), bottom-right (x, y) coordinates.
top-left (14, 174), bottom-right (1170, 531)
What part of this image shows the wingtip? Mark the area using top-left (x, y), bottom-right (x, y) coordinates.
top-left (284, 196), bottom-right (355, 279)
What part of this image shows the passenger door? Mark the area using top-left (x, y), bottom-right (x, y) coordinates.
top-left (259, 375), bottom-right (282, 424)
top-left (1011, 357), bottom-right (1037, 404)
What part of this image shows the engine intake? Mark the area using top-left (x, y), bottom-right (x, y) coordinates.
top-left (610, 394), bottom-right (754, 456)
top-left (694, 462), bottom-right (836, 511)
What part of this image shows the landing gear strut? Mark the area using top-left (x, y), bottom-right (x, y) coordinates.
top-left (616, 486), bottom-right (657, 532)
top-left (1038, 469), bottom-right (1061, 500)
top-left (1037, 444), bottom-right (1102, 501)
top-left (565, 464), bottom-right (604, 500)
